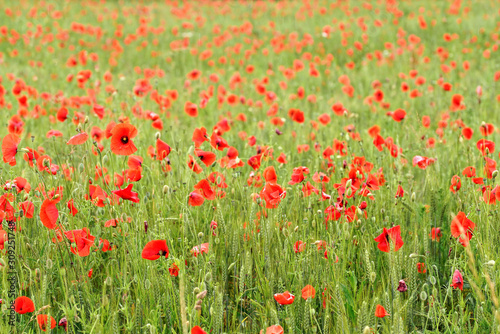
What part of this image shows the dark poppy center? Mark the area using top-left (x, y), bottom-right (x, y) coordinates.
top-left (121, 136), bottom-right (129, 144)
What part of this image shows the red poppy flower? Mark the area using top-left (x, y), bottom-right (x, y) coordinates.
top-left (191, 326), bottom-right (207, 334)
top-left (13, 177), bottom-right (30, 193)
top-left (194, 179), bottom-right (216, 200)
top-left (262, 325), bottom-right (284, 334)
top-left (395, 185), bottom-right (404, 198)
top-left (390, 108), bottom-right (406, 122)
top-left (169, 263), bottom-right (179, 277)
top-left (192, 127), bottom-right (209, 147)
top-left (156, 139), bottom-right (171, 160)
top-left (450, 269), bottom-right (464, 290)
top-left (195, 149), bottom-right (216, 167)
top-left (476, 139), bottom-right (495, 156)
top-left (191, 243), bottom-right (209, 257)
top-left (450, 211), bottom-right (475, 247)
top-left (274, 291), bottom-right (295, 305)
top-left (417, 263), bottom-right (426, 273)
top-left (64, 228), bottom-right (96, 257)
top-left (375, 304), bottom-right (390, 318)
top-left (67, 199), bottom-right (78, 216)
top-left (110, 123), bottom-right (138, 156)
top-left (188, 155), bottom-right (203, 174)
top-left (301, 285), bottom-right (315, 300)
top-left (40, 199), bottom-right (59, 229)
top-left (429, 227), bottom-right (442, 241)
top-left (67, 132), bottom-right (89, 145)
top-left (294, 240), bottom-right (306, 253)
top-left (2, 133), bottom-right (20, 166)
top-left (374, 225), bottom-right (404, 252)
top-left (450, 175), bottom-right (461, 193)
top-left (14, 296), bottom-right (35, 314)
top-left (142, 240), bottom-right (169, 260)
top-left (112, 183), bottom-right (140, 203)
top-left (185, 101), bottom-right (198, 117)
top-left (260, 182), bottom-right (286, 209)
top-left (37, 314), bottom-right (56, 332)
top-left (412, 156), bottom-right (435, 169)
top-left (188, 191), bottom-right (205, 206)
top-left (19, 201), bottom-right (34, 218)
top-left (462, 166), bottom-right (476, 178)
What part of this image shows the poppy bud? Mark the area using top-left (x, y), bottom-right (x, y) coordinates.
top-left (84, 116), bottom-right (89, 124)
top-left (105, 276), bottom-right (112, 286)
top-left (420, 291), bottom-right (427, 301)
top-left (193, 287), bottom-right (200, 295)
top-left (346, 188), bottom-right (352, 197)
top-left (102, 295), bottom-right (109, 307)
top-left (198, 232), bottom-right (204, 238)
top-left (357, 207), bottom-right (363, 216)
top-left (411, 192), bottom-right (416, 202)
top-left (369, 272), bottom-right (376, 282)
top-left (155, 132), bottom-right (161, 139)
top-left (345, 179), bottom-right (352, 189)
top-left (43, 158), bottom-right (50, 168)
top-left (485, 260), bottom-right (496, 266)
top-left (60, 268), bottom-right (66, 277)
top-left (46, 259), bottom-right (53, 269)
top-left (363, 327), bottom-right (372, 334)
top-left (19, 148), bottom-right (30, 153)
top-left (78, 163), bottom-right (84, 172)
top-left (144, 279), bottom-right (151, 290)
top-left (493, 170), bottom-right (499, 179)
top-left (102, 155), bottom-right (108, 164)
top-left (429, 276), bottom-right (436, 285)
top-left (162, 185), bottom-right (169, 194)
top-left (409, 253), bottom-right (421, 258)
top-left (205, 271), bottom-right (212, 282)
